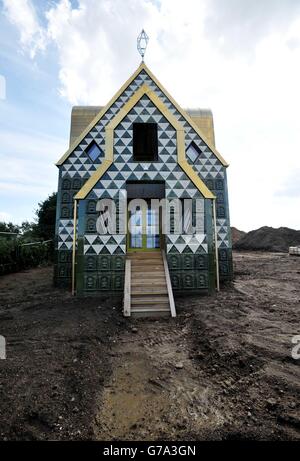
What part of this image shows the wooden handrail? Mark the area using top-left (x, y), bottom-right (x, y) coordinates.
top-left (123, 258), bottom-right (131, 317)
top-left (162, 251), bottom-right (176, 318)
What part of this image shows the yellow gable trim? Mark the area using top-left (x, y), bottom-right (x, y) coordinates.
top-left (142, 63), bottom-right (228, 167)
top-left (75, 159), bottom-right (113, 200)
top-left (75, 84), bottom-right (215, 200)
top-left (56, 62), bottom-right (146, 166)
top-left (56, 62), bottom-right (228, 167)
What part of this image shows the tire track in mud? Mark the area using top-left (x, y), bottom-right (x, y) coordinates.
top-left (94, 319), bottom-right (226, 441)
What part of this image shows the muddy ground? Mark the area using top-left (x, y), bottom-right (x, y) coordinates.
top-left (0, 252), bottom-right (299, 440)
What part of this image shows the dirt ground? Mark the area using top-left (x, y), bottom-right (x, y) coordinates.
top-left (0, 252), bottom-right (299, 440)
top-left (0, 268), bottom-right (126, 440)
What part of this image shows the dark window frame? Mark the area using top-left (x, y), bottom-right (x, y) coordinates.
top-left (133, 123), bottom-right (158, 162)
top-left (186, 141), bottom-right (201, 163)
top-left (86, 141), bottom-right (102, 162)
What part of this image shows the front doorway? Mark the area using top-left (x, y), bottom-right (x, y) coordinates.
top-left (126, 181), bottom-right (165, 252)
top-left (127, 199), bottom-right (160, 251)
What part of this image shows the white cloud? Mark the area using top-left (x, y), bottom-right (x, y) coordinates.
top-left (3, 0), bottom-right (46, 58)
top-left (44, 0), bottom-right (160, 104)
top-left (0, 211), bottom-right (12, 222)
top-left (0, 129), bottom-right (66, 195)
top-left (0, 126), bottom-right (65, 224)
top-left (2, 0), bottom-right (300, 230)
top-left (203, 0), bottom-right (300, 55)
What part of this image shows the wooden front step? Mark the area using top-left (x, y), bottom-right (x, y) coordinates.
top-left (131, 256), bottom-right (163, 261)
top-left (130, 309), bottom-right (170, 318)
top-left (131, 306), bottom-right (169, 311)
top-left (124, 251), bottom-right (175, 318)
top-left (127, 252), bottom-right (161, 257)
top-left (131, 283), bottom-right (166, 289)
top-left (130, 256), bottom-right (163, 261)
top-left (132, 280), bottom-right (166, 285)
top-left (131, 296), bottom-right (169, 304)
top-left (131, 266), bottom-right (164, 271)
top-left (131, 304), bottom-right (169, 311)
top-left (133, 275), bottom-right (164, 280)
top-left (131, 288), bottom-right (168, 295)
top-left (130, 252), bottom-right (170, 317)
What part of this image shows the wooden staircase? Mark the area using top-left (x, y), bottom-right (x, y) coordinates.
top-left (123, 251), bottom-right (176, 318)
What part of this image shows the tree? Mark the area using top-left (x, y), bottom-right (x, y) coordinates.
top-left (0, 193), bottom-right (57, 243)
top-left (0, 222), bottom-right (20, 235)
top-left (35, 192), bottom-right (57, 241)
top-left (20, 221), bottom-right (38, 240)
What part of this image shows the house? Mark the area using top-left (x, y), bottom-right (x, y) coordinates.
top-left (54, 62), bottom-right (232, 316)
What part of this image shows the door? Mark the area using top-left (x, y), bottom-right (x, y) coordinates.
top-left (128, 201), bottom-right (160, 251)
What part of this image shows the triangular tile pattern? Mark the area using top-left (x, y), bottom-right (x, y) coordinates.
top-left (84, 234), bottom-right (126, 255)
top-left (91, 95), bottom-right (201, 200)
top-left (84, 95), bottom-right (203, 255)
top-left (216, 219), bottom-right (229, 248)
top-left (62, 70), bottom-right (224, 181)
top-left (58, 219), bottom-right (76, 250)
top-left (59, 69), bottom-right (230, 252)
top-left (166, 234), bottom-right (208, 254)
top-left (62, 133), bottom-right (105, 179)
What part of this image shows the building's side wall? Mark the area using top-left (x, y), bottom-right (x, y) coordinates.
top-left (54, 173), bottom-right (82, 288)
top-left (217, 169), bottom-right (233, 282)
top-left (201, 172), bottom-right (233, 282)
top-left (185, 146), bottom-right (232, 282)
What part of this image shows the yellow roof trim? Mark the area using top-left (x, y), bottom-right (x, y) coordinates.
top-left (56, 62), bottom-right (146, 166)
top-left (141, 63), bottom-right (228, 167)
top-left (75, 159), bottom-right (113, 200)
top-left (57, 62), bottom-right (228, 167)
top-left (75, 84), bottom-right (215, 200)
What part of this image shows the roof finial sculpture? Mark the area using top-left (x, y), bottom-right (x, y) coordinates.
top-left (137, 29), bottom-right (149, 62)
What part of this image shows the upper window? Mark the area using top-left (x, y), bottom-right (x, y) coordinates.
top-left (186, 142), bottom-right (201, 163)
top-left (86, 142), bottom-right (102, 162)
top-left (133, 123), bottom-right (158, 161)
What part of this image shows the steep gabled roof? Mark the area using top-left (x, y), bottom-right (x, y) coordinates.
top-left (56, 62), bottom-right (228, 167)
top-left (74, 84), bottom-right (215, 200)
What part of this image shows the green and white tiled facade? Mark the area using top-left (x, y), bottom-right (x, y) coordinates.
top-left (54, 67), bottom-right (233, 294)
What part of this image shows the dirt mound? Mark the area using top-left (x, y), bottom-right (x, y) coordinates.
top-left (231, 227), bottom-right (246, 245)
top-left (234, 226), bottom-right (300, 252)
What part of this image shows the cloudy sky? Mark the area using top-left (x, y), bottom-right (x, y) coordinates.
top-left (0, 0), bottom-right (300, 231)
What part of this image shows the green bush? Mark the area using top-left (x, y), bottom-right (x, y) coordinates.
top-left (0, 238), bottom-right (53, 275)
